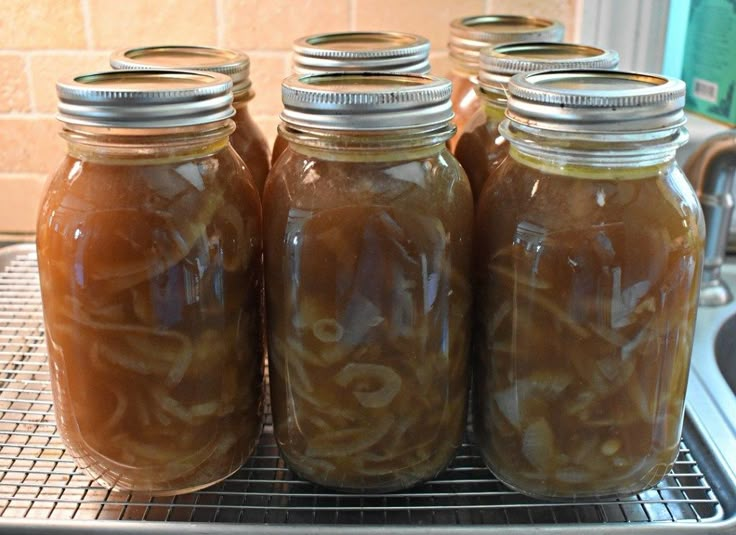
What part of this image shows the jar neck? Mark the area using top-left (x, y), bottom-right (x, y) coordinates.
top-left (479, 92), bottom-right (506, 125)
top-left (278, 123), bottom-right (455, 162)
top-left (449, 58), bottom-right (479, 79)
top-left (500, 119), bottom-right (689, 171)
top-left (61, 120), bottom-right (235, 164)
top-left (233, 89), bottom-right (255, 107)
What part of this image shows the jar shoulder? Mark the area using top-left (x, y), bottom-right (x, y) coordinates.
top-left (266, 146), bottom-right (471, 209)
top-left (38, 149), bottom-right (259, 245)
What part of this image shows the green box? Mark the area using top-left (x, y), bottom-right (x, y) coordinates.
top-left (681, 0), bottom-right (736, 126)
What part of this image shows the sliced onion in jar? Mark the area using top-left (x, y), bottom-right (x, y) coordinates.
top-left (312, 318), bottom-right (344, 343)
top-left (76, 319), bottom-right (193, 379)
top-left (555, 466), bottom-right (594, 484)
top-left (522, 418), bottom-right (555, 471)
top-left (305, 414), bottom-right (394, 458)
top-left (335, 363), bottom-right (402, 409)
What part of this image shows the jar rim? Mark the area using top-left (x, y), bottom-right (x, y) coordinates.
top-left (292, 31), bottom-right (431, 75)
top-left (448, 14), bottom-right (564, 70)
top-left (280, 72), bottom-right (453, 131)
top-left (56, 69), bottom-right (235, 129)
top-left (110, 45), bottom-right (252, 95)
top-left (505, 69), bottom-right (686, 134)
top-left (478, 42), bottom-right (619, 95)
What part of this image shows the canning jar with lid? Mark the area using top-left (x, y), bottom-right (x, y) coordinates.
top-left (111, 46), bottom-right (271, 195)
top-left (37, 70), bottom-right (264, 495)
top-left (271, 31), bottom-right (431, 165)
top-left (447, 15), bottom-right (564, 150)
top-left (455, 42), bottom-right (619, 200)
top-left (473, 70), bottom-right (704, 499)
top-left (265, 73), bottom-right (473, 492)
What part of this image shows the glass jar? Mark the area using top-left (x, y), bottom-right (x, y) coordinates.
top-left (455, 42), bottom-right (619, 201)
top-left (37, 70), bottom-right (264, 495)
top-left (271, 32), bottom-right (431, 165)
top-left (473, 70), bottom-right (704, 499)
top-left (265, 73), bottom-right (473, 492)
top-left (447, 15), bottom-right (564, 151)
top-left (111, 46), bottom-right (271, 195)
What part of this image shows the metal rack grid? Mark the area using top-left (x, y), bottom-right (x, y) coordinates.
top-left (0, 247), bottom-right (729, 530)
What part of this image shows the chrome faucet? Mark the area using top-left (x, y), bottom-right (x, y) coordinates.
top-left (684, 129), bottom-right (736, 306)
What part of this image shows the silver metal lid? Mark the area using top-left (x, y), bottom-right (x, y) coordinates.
top-left (56, 70), bottom-right (234, 128)
top-left (280, 72), bottom-right (453, 131)
top-left (506, 70), bottom-right (687, 133)
top-left (449, 15), bottom-right (564, 71)
top-left (479, 42), bottom-right (619, 95)
top-left (292, 32), bottom-right (431, 74)
top-left (110, 46), bottom-right (252, 96)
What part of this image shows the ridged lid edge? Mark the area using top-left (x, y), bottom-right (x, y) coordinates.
top-left (110, 46), bottom-right (252, 95)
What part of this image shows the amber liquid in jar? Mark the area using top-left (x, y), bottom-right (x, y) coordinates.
top-left (270, 133), bottom-right (289, 166)
top-left (473, 148), bottom-right (704, 498)
top-left (37, 134), bottom-right (264, 495)
top-left (454, 100), bottom-right (507, 200)
top-left (264, 141), bottom-right (473, 492)
top-left (448, 72), bottom-right (479, 151)
top-left (232, 97), bottom-right (271, 195)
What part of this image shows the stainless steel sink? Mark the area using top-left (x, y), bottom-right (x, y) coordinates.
top-left (687, 262), bottom-right (736, 489)
top-left (716, 316), bottom-right (736, 397)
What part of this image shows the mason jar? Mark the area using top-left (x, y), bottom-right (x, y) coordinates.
top-left (271, 31), bottom-right (431, 165)
top-left (447, 15), bottom-right (564, 150)
top-left (455, 42), bottom-right (619, 200)
top-left (265, 73), bottom-right (473, 492)
top-left (111, 46), bottom-right (271, 195)
top-left (37, 70), bottom-right (264, 495)
top-left (473, 70), bottom-right (704, 499)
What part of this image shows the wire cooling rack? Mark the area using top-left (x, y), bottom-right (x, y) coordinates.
top-left (0, 245), bottom-right (731, 532)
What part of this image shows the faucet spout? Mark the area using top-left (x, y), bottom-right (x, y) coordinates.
top-left (685, 129), bottom-right (736, 306)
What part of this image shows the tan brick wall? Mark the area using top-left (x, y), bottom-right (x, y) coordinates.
top-left (0, 0), bottom-right (581, 233)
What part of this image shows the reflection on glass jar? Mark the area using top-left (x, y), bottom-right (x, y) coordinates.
top-left (447, 15), bottom-right (564, 151)
top-left (111, 46), bottom-right (271, 195)
top-left (37, 71), bottom-right (264, 495)
top-left (473, 70), bottom-right (705, 499)
top-left (265, 73), bottom-right (473, 492)
top-left (455, 42), bottom-right (619, 201)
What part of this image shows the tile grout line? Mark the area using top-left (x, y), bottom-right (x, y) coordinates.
top-left (0, 113), bottom-right (57, 119)
top-left (80, 0), bottom-right (95, 50)
top-left (22, 53), bottom-right (37, 114)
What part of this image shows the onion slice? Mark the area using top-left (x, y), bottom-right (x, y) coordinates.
top-left (335, 363), bottom-right (402, 409)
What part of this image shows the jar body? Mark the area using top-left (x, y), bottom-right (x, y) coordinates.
top-left (232, 99), bottom-right (271, 195)
top-left (448, 70), bottom-right (479, 151)
top-left (37, 139), bottom-right (264, 495)
top-left (270, 132), bottom-right (289, 166)
top-left (454, 99), bottom-right (507, 201)
top-left (264, 141), bottom-right (473, 492)
top-left (473, 149), bottom-right (704, 498)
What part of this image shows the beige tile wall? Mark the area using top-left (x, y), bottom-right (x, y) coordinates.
top-left (0, 0), bottom-right (581, 232)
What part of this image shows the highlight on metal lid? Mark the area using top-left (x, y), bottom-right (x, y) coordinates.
top-left (449, 15), bottom-right (564, 70)
top-left (505, 69), bottom-right (687, 133)
top-left (280, 72), bottom-right (453, 131)
top-left (292, 31), bottom-right (431, 75)
top-left (479, 42), bottom-right (619, 95)
top-left (110, 45), bottom-right (252, 96)
top-left (56, 70), bottom-right (235, 128)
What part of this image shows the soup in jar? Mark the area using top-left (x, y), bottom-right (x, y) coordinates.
top-left (38, 145), bottom-right (263, 494)
top-left (473, 151), bottom-right (703, 498)
top-left (265, 144), bottom-right (472, 492)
